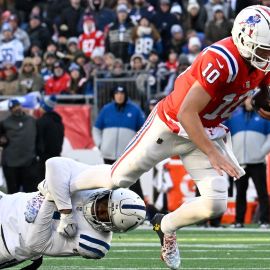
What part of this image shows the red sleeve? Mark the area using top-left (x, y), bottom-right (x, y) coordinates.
top-left (96, 31), bottom-right (105, 47)
top-left (190, 50), bottom-right (230, 98)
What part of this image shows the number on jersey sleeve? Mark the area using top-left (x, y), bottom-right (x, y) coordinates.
top-left (191, 48), bottom-right (238, 98)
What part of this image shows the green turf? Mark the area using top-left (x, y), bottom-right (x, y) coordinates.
top-left (11, 228), bottom-right (270, 269)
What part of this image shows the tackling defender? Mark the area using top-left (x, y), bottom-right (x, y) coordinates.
top-left (0, 157), bottom-right (146, 269)
top-left (66, 5), bottom-right (270, 269)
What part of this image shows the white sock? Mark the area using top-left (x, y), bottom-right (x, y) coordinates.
top-left (161, 196), bottom-right (227, 234)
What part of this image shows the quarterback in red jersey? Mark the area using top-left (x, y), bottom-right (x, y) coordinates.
top-left (70, 5), bottom-right (270, 270)
top-left (78, 15), bottom-right (105, 58)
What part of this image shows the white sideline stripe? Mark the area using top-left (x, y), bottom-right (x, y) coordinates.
top-left (43, 257), bottom-right (270, 260)
top-left (12, 268), bottom-right (270, 270)
top-left (112, 243), bottom-right (268, 248)
top-left (138, 225), bottom-right (270, 232)
top-left (111, 249), bottom-right (270, 253)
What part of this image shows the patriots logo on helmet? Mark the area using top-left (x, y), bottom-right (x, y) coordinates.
top-left (239, 14), bottom-right (261, 36)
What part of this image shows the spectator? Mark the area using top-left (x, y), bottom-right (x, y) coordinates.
top-left (185, 0), bottom-right (207, 33)
top-left (27, 15), bottom-right (51, 51)
top-left (129, 0), bottom-right (155, 23)
top-left (163, 54), bottom-right (190, 95)
top-left (0, 23), bottom-right (24, 68)
top-left (78, 15), bottom-right (105, 59)
top-left (81, 0), bottom-right (116, 32)
top-left (129, 16), bottom-right (162, 59)
top-left (0, 63), bottom-right (19, 95)
top-left (68, 62), bottom-right (90, 94)
top-left (165, 51), bottom-right (179, 73)
top-left (4, 14), bottom-right (31, 53)
top-left (18, 57), bottom-right (44, 94)
top-left (129, 53), bottom-right (147, 73)
top-left (93, 85), bottom-right (145, 164)
top-left (166, 24), bottom-right (185, 55)
top-left (44, 61), bottom-right (71, 95)
top-left (66, 37), bottom-right (80, 59)
top-left (152, 0), bottom-right (179, 59)
top-left (170, 3), bottom-right (184, 25)
top-left (106, 4), bottom-right (135, 63)
top-left (40, 52), bottom-right (57, 82)
top-left (59, 0), bottom-right (84, 38)
top-left (37, 95), bottom-right (64, 178)
top-left (103, 52), bottom-right (115, 75)
top-left (111, 58), bottom-right (126, 78)
top-left (205, 4), bottom-right (233, 45)
top-left (185, 36), bottom-right (202, 63)
top-left (0, 99), bottom-right (39, 193)
top-left (226, 97), bottom-right (270, 228)
top-left (204, 0), bottom-right (233, 23)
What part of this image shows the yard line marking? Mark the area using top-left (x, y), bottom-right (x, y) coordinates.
top-left (11, 268), bottom-right (270, 270)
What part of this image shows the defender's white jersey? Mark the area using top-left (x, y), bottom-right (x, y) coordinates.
top-left (0, 158), bottom-right (113, 268)
top-left (0, 38), bottom-right (24, 65)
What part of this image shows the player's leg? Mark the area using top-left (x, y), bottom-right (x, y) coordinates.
top-left (160, 134), bottom-right (244, 232)
top-left (250, 163), bottom-right (270, 225)
top-left (111, 110), bottom-right (190, 188)
top-left (2, 166), bottom-right (20, 194)
top-left (234, 170), bottom-right (249, 225)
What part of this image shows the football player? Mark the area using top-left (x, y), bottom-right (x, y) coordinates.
top-left (0, 157), bottom-right (146, 269)
top-left (62, 5), bottom-right (270, 270)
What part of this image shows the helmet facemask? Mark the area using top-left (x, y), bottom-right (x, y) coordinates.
top-left (83, 190), bottom-right (114, 232)
top-left (83, 189), bottom-right (146, 233)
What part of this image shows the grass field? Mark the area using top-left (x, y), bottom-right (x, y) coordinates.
top-left (11, 227), bottom-right (270, 270)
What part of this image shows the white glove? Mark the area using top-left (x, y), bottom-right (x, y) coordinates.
top-left (57, 213), bottom-right (77, 238)
top-left (37, 180), bottom-right (54, 201)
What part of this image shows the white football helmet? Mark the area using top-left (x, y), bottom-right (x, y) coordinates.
top-left (83, 188), bottom-right (146, 233)
top-left (232, 5), bottom-right (270, 71)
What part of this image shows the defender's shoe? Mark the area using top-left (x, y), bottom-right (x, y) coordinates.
top-left (151, 214), bottom-right (181, 270)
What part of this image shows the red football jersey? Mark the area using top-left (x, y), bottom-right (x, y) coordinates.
top-left (158, 37), bottom-right (270, 132)
top-left (78, 30), bottom-right (105, 58)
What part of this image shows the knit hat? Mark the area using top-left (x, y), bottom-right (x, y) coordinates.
top-left (112, 85), bottom-right (127, 94)
top-left (116, 4), bottom-right (128, 13)
top-left (2, 22), bottom-right (12, 32)
top-left (170, 4), bottom-right (182, 14)
top-left (8, 99), bottom-right (20, 110)
top-left (171, 24), bottom-right (183, 35)
top-left (187, 0), bottom-right (200, 13)
top-left (188, 36), bottom-right (201, 50)
top-left (213, 4), bottom-right (223, 13)
top-left (69, 62), bottom-right (80, 72)
top-left (40, 95), bottom-right (57, 112)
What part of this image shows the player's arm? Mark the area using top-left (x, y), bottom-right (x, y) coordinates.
top-left (177, 80), bottom-right (240, 178)
top-left (42, 157), bottom-right (84, 237)
top-left (25, 200), bottom-right (74, 256)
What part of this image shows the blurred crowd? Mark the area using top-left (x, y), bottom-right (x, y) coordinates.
top-left (0, 0), bottom-right (262, 99)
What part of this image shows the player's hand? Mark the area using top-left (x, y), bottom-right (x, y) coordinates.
top-left (208, 150), bottom-right (241, 179)
top-left (57, 213), bottom-right (77, 238)
top-left (37, 180), bottom-right (54, 201)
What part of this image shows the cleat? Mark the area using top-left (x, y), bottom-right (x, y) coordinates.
top-left (151, 214), bottom-right (181, 269)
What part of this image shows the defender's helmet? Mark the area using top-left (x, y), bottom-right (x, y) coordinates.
top-left (83, 188), bottom-right (146, 233)
top-left (232, 5), bottom-right (270, 71)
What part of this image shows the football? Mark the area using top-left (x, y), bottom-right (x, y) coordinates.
top-left (251, 86), bottom-right (270, 112)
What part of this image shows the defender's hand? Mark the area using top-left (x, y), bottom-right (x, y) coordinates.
top-left (57, 213), bottom-right (77, 238)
